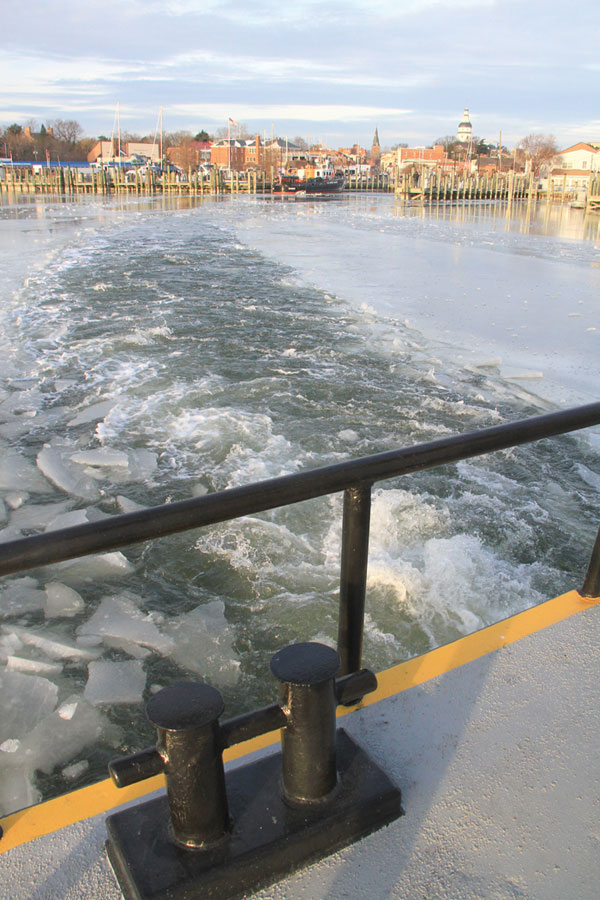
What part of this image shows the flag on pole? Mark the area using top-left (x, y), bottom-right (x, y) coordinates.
top-left (228, 118), bottom-right (238, 126)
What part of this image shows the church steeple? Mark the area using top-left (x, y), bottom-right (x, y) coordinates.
top-left (370, 127), bottom-right (381, 166)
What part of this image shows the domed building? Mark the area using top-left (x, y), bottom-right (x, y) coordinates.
top-left (457, 107), bottom-right (472, 144)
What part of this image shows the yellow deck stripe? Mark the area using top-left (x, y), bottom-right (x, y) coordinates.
top-left (1, 589), bottom-right (597, 853)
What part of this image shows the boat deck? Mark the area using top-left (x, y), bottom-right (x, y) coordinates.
top-left (1, 590), bottom-right (598, 899)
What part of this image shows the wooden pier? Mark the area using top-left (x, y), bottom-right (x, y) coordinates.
top-left (2, 164), bottom-right (600, 208)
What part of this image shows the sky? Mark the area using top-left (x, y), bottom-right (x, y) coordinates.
top-left (1, 0), bottom-right (599, 151)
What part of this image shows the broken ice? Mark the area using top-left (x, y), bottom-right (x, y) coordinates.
top-left (84, 659), bottom-right (146, 706)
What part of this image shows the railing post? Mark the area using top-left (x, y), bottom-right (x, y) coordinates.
top-left (581, 524), bottom-right (600, 598)
top-left (337, 483), bottom-right (372, 675)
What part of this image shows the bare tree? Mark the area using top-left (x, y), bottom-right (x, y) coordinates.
top-left (50, 119), bottom-right (84, 144)
top-left (518, 134), bottom-right (559, 175)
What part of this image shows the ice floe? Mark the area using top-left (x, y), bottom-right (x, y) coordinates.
top-left (0, 577), bottom-right (47, 617)
top-left (37, 441), bottom-right (101, 500)
top-left (0, 448), bottom-right (50, 493)
top-left (70, 448), bottom-right (130, 468)
top-left (84, 659), bottom-right (146, 705)
top-left (77, 594), bottom-right (174, 656)
top-left (67, 400), bottom-right (115, 427)
top-left (163, 600), bottom-right (240, 687)
top-left (6, 625), bottom-right (102, 663)
top-left (52, 551), bottom-right (135, 585)
top-left (44, 582), bottom-right (85, 618)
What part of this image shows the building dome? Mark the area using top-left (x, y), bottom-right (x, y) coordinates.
top-left (457, 107), bottom-right (472, 144)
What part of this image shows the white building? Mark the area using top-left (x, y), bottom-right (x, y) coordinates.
top-left (456, 107), bottom-right (473, 144)
top-left (554, 141), bottom-right (600, 172)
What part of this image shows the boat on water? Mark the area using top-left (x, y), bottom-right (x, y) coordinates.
top-left (274, 173), bottom-right (345, 194)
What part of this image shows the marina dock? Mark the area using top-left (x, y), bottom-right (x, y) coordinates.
top-left (3, 164), bottom-right (598, 206)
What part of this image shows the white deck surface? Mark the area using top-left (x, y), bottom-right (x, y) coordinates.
top-left (2, 602), bottom-right (599, 900)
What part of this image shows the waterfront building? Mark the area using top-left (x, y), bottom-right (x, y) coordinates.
top-left (554, 141), bottom-right (600, 172)
top-left (393, 145), bottom-right (448, 171)
top-left (456, 107), bottom-right (473, 144)
top-left (87, 140), bottom-right (161, 165)
top-left (545, 141), bottom-right (600, 195)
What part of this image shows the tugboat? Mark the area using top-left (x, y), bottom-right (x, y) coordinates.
top-left (274, 173), bottom-right (345, 195)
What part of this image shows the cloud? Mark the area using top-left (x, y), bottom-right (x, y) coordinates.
top-left (171, 103), bottom-right (412, 125)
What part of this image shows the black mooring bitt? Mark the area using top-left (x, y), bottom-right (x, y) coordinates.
top-left (106, 642), bottom-right (403, 900)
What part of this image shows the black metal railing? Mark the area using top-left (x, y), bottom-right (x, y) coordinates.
top-left (1, 402), bottom-right (599, 675)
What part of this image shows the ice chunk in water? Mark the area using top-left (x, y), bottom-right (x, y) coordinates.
top-left (37, 443), bottom-right (100, 500)
top-left (0, 768), bottom-right (40, 816)
top-left (124, 449), bottom-right (158, 482)
top-left (116, 494), bottom-right (147, 513)
top-left (44, 582), bottom-right (85, 618)
top-left (67, 400), bottom-right (115, 427)
top-left (84, 659), bottom-right (146, 705)
top-left (53, 551), bottom-right (135, 584)
top-left (77, 595), bottom-right (174, 655)
top-left (0, 448), bottom-right (50, 493)
top-left (0, 631), bottom-right (23, 660)
top-left (10, 499), bottom-right (74, 532)
top-left (4, 491), bottom-right (29, 510)
top-left (9, 694), bottom-right (121, 775)
top-left (62, 759), bottom-right (89, 780)
top-left (8, 624), bottom-right (102, 663)
top-left (0, 577), bottom-right (46, 617)
top-left (0, 669), bottom-right (58, 742)
top-left (164, 600), bottom-right (240, 687)
top-left (6, 656), bottom-right (63, 677)
top-left (44, 506), bottom-right (108, 533)
top-left (70, 448), bottom-right (130, 468)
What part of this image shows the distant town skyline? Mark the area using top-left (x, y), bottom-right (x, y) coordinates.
top-left (2, 0), bottom-right (599, 150)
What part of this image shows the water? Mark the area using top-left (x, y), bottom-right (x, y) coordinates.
top-left (0, 193), bottom-right (598, 813)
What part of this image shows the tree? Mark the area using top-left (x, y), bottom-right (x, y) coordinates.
top-left (194, 130), bottom-right (211, 142)
top-left (50, 119), bottom-right (84, 144)
top-left (517, 134), bottom-right (559, 175)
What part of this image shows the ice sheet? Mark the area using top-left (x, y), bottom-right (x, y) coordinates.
top-left (164, 600), bottom-right (240, 687)
top-left (77, 594), bottom-right (174, 655)
top-left (84, 659), bottom-right (146, 705)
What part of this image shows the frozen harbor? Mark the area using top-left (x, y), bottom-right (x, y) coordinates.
top-left (0, 193), bottom-right (598, 815)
